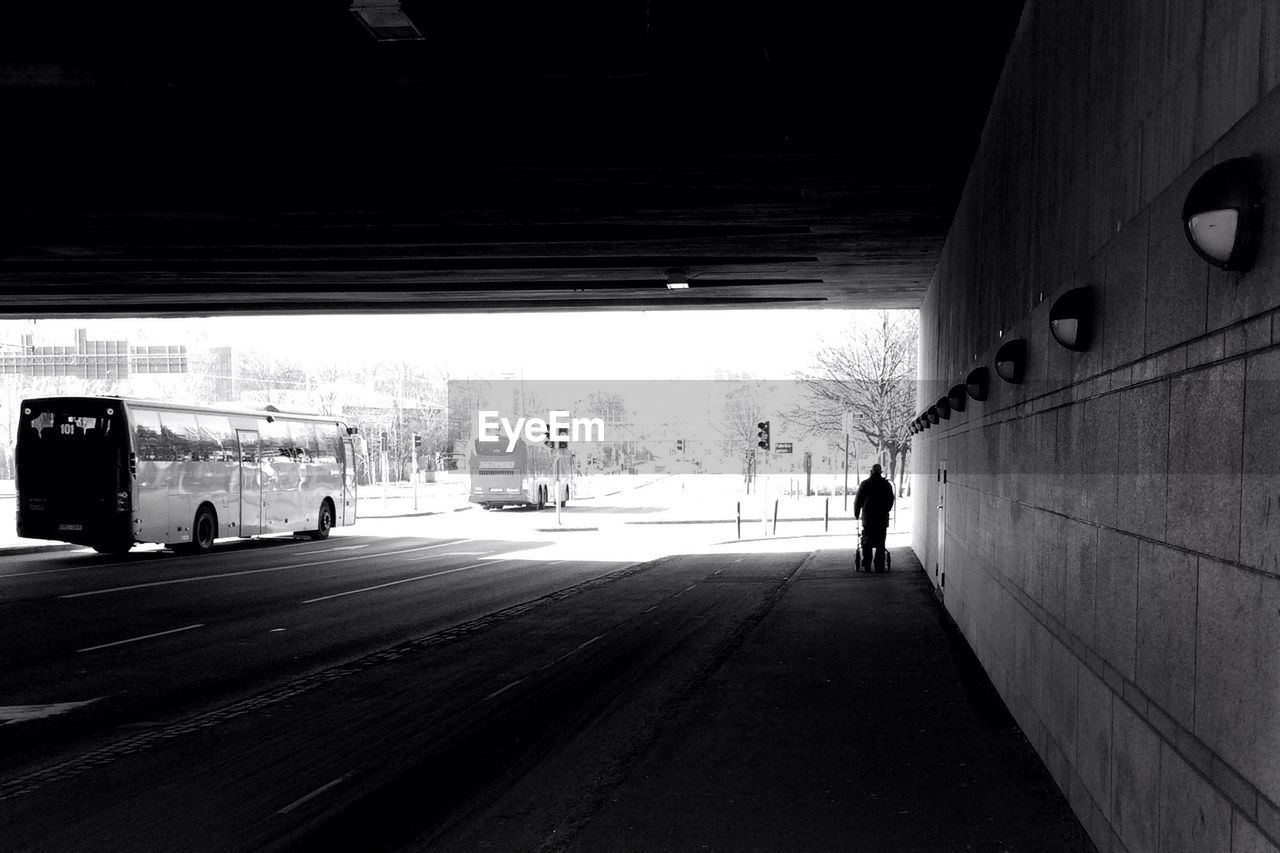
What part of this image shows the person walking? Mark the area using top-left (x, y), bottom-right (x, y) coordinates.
top-left (853, 462), bottom-right (895, 572)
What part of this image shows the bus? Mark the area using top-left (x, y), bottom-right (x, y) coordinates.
top-left (15, 396), bottom-right (358, 554)
top-left (468, 436), bottom-right (572, 510)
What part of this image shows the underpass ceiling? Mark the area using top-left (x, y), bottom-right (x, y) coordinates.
top-left (0, 1), bottom-right (1024, 316)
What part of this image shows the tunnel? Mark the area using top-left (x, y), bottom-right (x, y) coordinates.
top-left (2, 2), bottom-right (1279, 851)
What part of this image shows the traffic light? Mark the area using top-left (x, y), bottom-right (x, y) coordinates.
top-left (675, 438), bottom-right (685, 453)
top-left (412, 433), bottom-right (422, 450)
top-left (756, 420), bottom-right (770, 451)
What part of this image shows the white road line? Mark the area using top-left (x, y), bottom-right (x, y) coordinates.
top-left (643, 584), bottom-right (697, 614)
top-left (482, 678), bottom-right (525, 703)
top-left (300, 559), bottom-right (510, 604)
top-left (277, 773), bottom-right (353, 815)
top-left (5, 564), bottom-right (115, 579)
top-left (542, 634), bottom-right (604, 670)
top-left (3, 555), bottom-right (172, 579)
top-left (315, 545), bottom-right (369, 553)
top-left (59, 541), bottom-right (468, 600)
top-left (78, 623), bottom-right (204, 653)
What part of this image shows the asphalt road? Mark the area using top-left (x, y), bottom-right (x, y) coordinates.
top-left (0, 480), bottom-right (1078, 853)
top-left (0, 487), bottom-right (823, 852)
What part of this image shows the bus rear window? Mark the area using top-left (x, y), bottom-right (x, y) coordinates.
top-left (25, 408), bottom-right (116, 441)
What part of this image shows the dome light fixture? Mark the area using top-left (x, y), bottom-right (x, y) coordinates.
top-left (936, 396), bottom-right (951, 420)
top-left (965, 367), bottom-right (989, 401)
top-left (947, 383), bottom-right (967, 412)
top-left (1182, 157), bottom-right (1264, 271)
top-left (927, 406), bottom-right (940, 425)
top-left (1049, 287), bottom-right (1094, 351)
top-left (994, 339), bottom-right (1027, 384)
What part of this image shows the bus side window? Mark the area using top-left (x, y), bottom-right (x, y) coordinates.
top-left (132, 409), bottom-right (164, 460)
top-left (300, 423), bottom-right (321, 464)
top-left (197, 414), bottom-right (236, 462)
top-left (318, 426), bottom-right (341, 464)
top-left (159, 412), bottom-right (199, 462)
top-left (261, 419), bottom-right (291, 463)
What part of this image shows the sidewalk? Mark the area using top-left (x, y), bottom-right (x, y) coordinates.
top-left (566, 546), bottom-right (1093, 852)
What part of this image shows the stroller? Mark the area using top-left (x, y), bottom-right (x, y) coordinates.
top-left (855, 527), bottom-right (892, 573)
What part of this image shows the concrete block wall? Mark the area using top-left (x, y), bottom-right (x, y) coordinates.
top-left (913, 2), bottom-right (1280, 851)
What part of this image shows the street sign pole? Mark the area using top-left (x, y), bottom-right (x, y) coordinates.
top-left (841, 411), bottom-right (851, 512)
top-left (843, 431), bottom-right (849, 512)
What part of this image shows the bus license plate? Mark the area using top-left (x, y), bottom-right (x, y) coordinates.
top-left (59, 523), bottom-right (84, 531)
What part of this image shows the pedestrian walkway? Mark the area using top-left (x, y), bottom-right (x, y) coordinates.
top-left (567, 546), bottom-right (1094, 853)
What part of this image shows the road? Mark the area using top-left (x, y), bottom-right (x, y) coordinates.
top-left (0, 478), bottom-right (873, 852)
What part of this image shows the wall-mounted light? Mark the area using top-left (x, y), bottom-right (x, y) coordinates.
top-left (947, 384), bottom-right (967, 412)
top-left (1049, 287), bottom-right (1094, 351)
top-left (350, 0), bottom-right (425, 41)
top-left (936, 397), bottom-right (951, 420)
top-left (965, 367), bottom-right (988, 401)
top-left (927, 406), bottom-right (940, 424)
top-left (666, 271), bottom-right (690, 290)
top-left (1182, 157), bottom-right (1264, 271)
top-left (994, 339), bottom-right (1027, 384)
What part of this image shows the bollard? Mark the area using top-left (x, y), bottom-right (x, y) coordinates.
top-left (736, 501), bottom-right (741, 540)
top-left (824, 497), bottom-right (829, 533)
top-left (772, 499), bottom-right (779, 536)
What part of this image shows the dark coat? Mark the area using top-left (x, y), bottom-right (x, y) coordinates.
top-left (854, 473), bottom-right (895, 526)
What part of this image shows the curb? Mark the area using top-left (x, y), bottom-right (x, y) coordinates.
top-left (0, 543), bottom-right (82, 557)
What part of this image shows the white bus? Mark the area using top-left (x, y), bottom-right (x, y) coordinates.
top-left (467, 436), bottom-right (572, 510)
top-left (15, 396), bottom-right (358, 553)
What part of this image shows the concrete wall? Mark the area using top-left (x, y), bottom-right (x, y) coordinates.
top-left (914, 3), bottom-right (1280, 851)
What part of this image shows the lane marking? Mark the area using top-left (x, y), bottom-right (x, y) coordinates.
top-left (315, 544), bottom-right (369, 553)
top-left (300, 559), bottom-right (510, 604)
top-left (4, 558), bottom-right (166, 579)
top-left (0, 698), bottom-right (103, 725)
top-left (643, 583), bottom-right (698, 614)
top-left (482, 678), bottom-right (525, 703)
top-left (59, 541), bottom-right (468, 599)
top-left (277, 773), bottom-right (353, 815)
top-left (78, 624), bottom-right (204, 653)
top-left (541, 634), bottom-right (604, 670)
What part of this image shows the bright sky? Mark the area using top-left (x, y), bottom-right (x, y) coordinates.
top-left (1, 310), bottom-right (906, 380)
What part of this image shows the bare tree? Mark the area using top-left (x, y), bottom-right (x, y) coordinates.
top-left (792, 312), bottom-right (917, 493)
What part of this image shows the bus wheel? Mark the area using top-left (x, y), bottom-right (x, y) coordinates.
top-left (311, 500), bottom-right (334, 540)
top-left (190, 505), bottom-right (217, 553)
